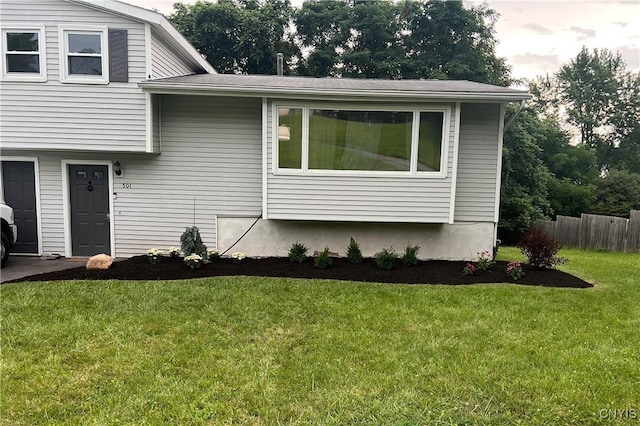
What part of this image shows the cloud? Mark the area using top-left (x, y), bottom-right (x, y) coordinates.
top-left (511, 53), bottom-right (560, 68)
top-left (523, 23), bottom-right (554, 35)
top-left (614, 45), bottom-right (640, 69)
top-left (614, 21), bottom-right (629, 28)
top-left (568, 26), bottom-right (596, 40)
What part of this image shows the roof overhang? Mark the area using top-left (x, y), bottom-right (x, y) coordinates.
top-left (139, 75), bottom-right (531, 102)
top-left (64, 0), bottom-right (216, 74)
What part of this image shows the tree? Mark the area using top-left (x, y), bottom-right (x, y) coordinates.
top-left (170, 0), bottom-right (298, 74)
top-left (556, 47), bottom-right (640, 171)
top-left (295, 0), bottom-right (510, 84)
top-left (592, 170), bottom-right (640, 217)
top-left (500, 106), bottom-right (552, 233)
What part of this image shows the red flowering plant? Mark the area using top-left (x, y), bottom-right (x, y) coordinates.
top-left (506, 261), bottom-right (525, 281)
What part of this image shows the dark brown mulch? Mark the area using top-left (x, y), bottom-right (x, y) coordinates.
top-left (10, 256), bottom-right (592, 288)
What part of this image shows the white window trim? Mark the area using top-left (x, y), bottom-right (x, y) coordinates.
top-left (272, 102), bottom-right (451, 179)
top-left (58, 25), bottom-right (109, 84)
top-left (1, 25), bottom-right (47, 82)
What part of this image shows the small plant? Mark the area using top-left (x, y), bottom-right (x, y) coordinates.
top-left (462, 262), bottom-right (477, 276)
top-left (476, 251), bottom-right (495, 271)
top-left (519, 227), bottom-right (565, 269)
top-left (288, 241), bottom-right (308, 263)
top-left (207, 249), bottom-right (220, 261)
top-left (375, 247), bottom-right (397, 271)
top-left (184, 253), bottom-right (203, 270)
top-left (168, 247), bottom-right (181, 258)
top-left (314, 247), bottom-right (334, 269)
top-left (231, 252), bottom-right (246, 263)
top-left (506, 261), bottom-right (525, 281)
top-left (180, 226), bottom-right (207, 258)
top-left (401, 244), bottom-right (420, 266)
top-left (346, 237), bottom-right (363, 263)
top-left (147, 248), bottom-right (164, 264)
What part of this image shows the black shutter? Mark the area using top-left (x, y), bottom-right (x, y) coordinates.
top-left (109, 29), bottom-right (128, 82)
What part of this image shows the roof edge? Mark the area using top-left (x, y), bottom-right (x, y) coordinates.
top-left (139, 81), bottom-right (532, 101)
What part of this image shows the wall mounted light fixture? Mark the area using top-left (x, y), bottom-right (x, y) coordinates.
top-left (114, 161), bottom-right (122, 176)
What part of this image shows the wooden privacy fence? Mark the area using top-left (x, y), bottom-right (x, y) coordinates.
top-left (534, 210), bottom-right (640, 253)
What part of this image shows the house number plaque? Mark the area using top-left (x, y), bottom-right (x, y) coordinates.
top-left (122, 183), bottom-right (132, 189)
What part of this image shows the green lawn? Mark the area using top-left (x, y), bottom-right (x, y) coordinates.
top-left (1, 248), bottom-right (638, 425)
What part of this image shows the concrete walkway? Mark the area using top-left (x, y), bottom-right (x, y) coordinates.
top-left (1, 256), bottom-right (87, 283)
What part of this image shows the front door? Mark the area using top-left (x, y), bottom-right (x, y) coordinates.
top-left (1, 161), bottom-right (39, 254)
top-left (69, 164), bottom-right (111, 256)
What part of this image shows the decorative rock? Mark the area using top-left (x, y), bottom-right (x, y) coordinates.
top-left (86, 253), bottom-right (113, 270)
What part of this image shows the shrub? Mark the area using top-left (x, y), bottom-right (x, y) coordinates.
top-left (519, 227), bottom-right (565, 269)
top-left (180, 226), bottom-right (207, 258)
top-left (401, 244), bottom-right (420, 266)
top-left (147, 248), bottom-right (163, 264)
top-left (207, 249), bottom-right (220, 261)
top-left (375, 247), bottom-right (397, 271)
top-left (288, 241), bottom-right (308, 263)
top-left (314, 247), bottom-right (333, 269)
top-left (184, 254), bottom-right (202, 270)
top-left (462, 262), bottom-right (477, 276)
top-left (346, 237), bottom-right (363, 263)
top-left (476, 251), bottom-right (495, 271)
top-left (506, 261), bottom-right (525, 281)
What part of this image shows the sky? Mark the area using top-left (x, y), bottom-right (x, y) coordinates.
top-left (124, 0), bottom-right (640, 81)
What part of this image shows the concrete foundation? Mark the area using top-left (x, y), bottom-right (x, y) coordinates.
top-left (217, 218), bottom-right (495, 261)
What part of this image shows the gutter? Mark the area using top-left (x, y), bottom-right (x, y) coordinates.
top-left (138, 82), bottom-right (532, 102)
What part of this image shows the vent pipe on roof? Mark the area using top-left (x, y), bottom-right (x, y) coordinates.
top-left (276, 53), bottom-right (284, 76)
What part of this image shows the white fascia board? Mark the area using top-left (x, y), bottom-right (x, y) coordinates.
top-left (64, 0), bottom-right (215, 74)
top-left (139, 82), bottom-right (531, 102)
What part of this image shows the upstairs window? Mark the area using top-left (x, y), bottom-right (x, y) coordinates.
top-left (1, 26), bottom-right (47, 81)
top-left (59, 27), bottom-right (108, 84)
top-left (276, 104), bottom-right (449, 175)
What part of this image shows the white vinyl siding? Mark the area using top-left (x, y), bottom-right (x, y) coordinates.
top-left (0, 0), bottom-right (147, 152)
top-left (150, 28), bottom-right (195, 78)
top-left (454, 103), bottom-right (501, 222)
top-left (0, 96), bottom-right (262, 257)
top-left (266, 99), bottom-right (457, 223)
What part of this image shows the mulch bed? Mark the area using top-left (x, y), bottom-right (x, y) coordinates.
top-left (10, 256), bottom-right (592, 288)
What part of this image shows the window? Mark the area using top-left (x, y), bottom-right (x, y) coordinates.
top-left (59, 27), bottom-right (108, 83)
top-left (276, 104), bottom-right (449, 175)
top-left (1, 26), bottom-right (46, 81)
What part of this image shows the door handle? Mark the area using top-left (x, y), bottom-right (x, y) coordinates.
top-left (105, 214), bottom-right (110, 222)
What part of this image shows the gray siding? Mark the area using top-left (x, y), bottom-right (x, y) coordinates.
top-left (150, 28), bottom-right (196, 78)
top-left (0, 0), bottom-right (147, 152)
top-left (1, 95), bottom-right (262, 257)
top-left (454, 103), bottom-right (501, 222)
top-left (266, 100), bottom-right (456, 223)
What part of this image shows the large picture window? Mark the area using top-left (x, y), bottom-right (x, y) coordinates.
top-left (1, 26), bottom-right (46, 81)
top-left (59, 27), bottom-right (108, 83)
top-left (276, 105), bottom-right (448, 174)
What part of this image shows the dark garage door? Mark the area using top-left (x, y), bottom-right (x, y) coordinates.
top-left (1, 161), bottom-right (39, 254)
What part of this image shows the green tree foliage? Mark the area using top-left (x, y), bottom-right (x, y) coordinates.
top-left (592, 170), bottom-right (640, 217)
top-left (295, 0), bottom-right (510, 84)
top-left (500, 106), bottom-right (552, 232)
top-left (556, 47), bottom-right (640, 171)
top-left (170, 0), bottom-right (298, 74)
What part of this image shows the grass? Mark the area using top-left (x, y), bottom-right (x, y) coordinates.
top-left (1, 248), bottom-right (639, 424)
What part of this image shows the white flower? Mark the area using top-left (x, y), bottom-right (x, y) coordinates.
top-left (168, 247), bottom-right (181, 255)
top-left (231, 252), bottom-right (246, 260)
top-left (184, 254), bottom-right (202, 262)
top-left (208, 249), bottom-right (219, 255)
top-left (147, 248), bottom-right (164, 256)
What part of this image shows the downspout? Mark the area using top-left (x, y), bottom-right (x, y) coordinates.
top-left (504, 99), bottom-right (526, 131)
